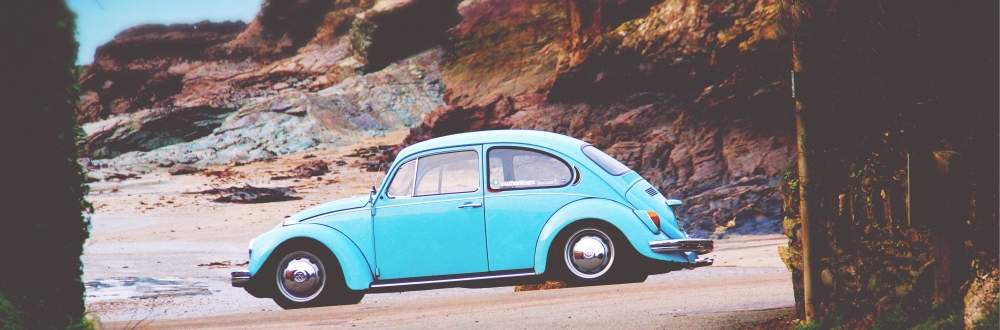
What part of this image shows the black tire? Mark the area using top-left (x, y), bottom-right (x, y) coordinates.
top-left (548, 222), bottom-right (647, 285)
top-left (268, 242), bottom-right (364, 309)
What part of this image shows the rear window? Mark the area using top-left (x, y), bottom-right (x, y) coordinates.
top-left (582, 145), bottom-right (630, 176)
top-left (488, 147), bottom-right (572, 190)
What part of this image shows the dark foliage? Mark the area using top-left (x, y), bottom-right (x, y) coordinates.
top-left (781, 0), bottom-right (998, 326)
top-left (0, 294), bottom-right (24, 330)
top-left (0, 0), bottom-right (91, 328)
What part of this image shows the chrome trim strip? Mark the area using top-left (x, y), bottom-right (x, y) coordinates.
top-left (370, 271), bottom-right (537, 288)
top-left (648, 239), bottom-right (714, 254)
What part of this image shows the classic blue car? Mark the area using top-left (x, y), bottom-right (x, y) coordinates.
top-left (232, 130), bottom-right (713, 308)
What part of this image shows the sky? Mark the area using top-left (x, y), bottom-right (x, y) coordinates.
top-left (68, 0), bottom-right (262, 64)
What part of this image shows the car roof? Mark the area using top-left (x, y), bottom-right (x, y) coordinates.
top-left (396, 130), bottom-right (589, 161)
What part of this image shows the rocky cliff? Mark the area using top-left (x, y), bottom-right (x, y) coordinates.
top-left (79, 0), bottom-right (448, 168)
top-left (78, 0), bottom-right (795, 237)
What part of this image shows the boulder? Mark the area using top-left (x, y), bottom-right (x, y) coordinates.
top-left (168, 164), bottom-right (201, 175)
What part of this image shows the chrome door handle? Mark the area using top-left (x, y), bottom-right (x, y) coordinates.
top-left (458, 202), bottom-right (483, 208)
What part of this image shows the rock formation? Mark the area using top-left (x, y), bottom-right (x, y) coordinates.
top-left (79, 0), bottom-right (446, 172)
top-left (77, 21), bottom-right (246, 122)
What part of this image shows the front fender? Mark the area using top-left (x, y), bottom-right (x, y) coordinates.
top-left (249, 223), bottom-right (374, 291)
top-left (533, 198), bottom-right (689, 274)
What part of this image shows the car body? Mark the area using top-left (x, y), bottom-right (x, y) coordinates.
top-left (232, 130), bottom-right (713, 308)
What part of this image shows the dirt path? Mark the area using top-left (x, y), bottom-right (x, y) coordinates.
top-left (83, 131), bottom-right (796, 328)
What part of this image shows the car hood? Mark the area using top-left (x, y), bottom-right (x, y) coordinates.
top-left (287, 195), bottom-right (371, 223)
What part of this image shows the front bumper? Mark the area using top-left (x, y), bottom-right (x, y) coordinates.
top-left (231, 271), bottom-right (251, 287)
top-left (648, 238), bottom-right (714, 254)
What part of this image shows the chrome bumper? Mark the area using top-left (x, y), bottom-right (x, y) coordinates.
top-left (648, 238), bottom-right (714, 254)
top-left (231, 271), bottom-right (251, 287)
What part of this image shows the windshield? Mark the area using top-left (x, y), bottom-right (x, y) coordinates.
top-left (582, 145), bottom-right (631, 176)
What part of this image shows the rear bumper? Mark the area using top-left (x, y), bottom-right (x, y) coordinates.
top-left (231, 271), bottom-right (251, 287)
top-left (648, 238), bottom-right (714, 254)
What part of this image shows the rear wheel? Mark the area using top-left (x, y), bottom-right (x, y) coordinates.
top-left (550, 223), bottom-right (647, 285)
top-left (270, 245), bottom-right (363, 309)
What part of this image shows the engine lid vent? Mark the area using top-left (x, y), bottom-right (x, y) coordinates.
top-left (644, 186), bottom-right (659, 197)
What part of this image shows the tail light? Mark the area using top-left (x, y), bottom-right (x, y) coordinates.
top-left (647, 211), bottom-right (661, 228)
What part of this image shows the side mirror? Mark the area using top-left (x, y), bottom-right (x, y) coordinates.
top-left (368, 187), bottom-right (377, 204)
top-left (665, 199), bottom-right (683, 207)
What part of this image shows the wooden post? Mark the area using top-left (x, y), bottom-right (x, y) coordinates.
top-left (789, 0), bottom-right (818, 318)
top-left (793, 68), bottom-right (817, 321)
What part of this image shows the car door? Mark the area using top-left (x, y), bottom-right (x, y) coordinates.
top-left (483, 145), bottom-right (586, 271)
top-left (373, 146), bottom-right (488, 280)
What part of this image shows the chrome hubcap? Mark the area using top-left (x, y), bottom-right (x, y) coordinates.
top-left (564, 228), bottom-right (614, 279)
top-left (276, 251), bottom-right (325, 302)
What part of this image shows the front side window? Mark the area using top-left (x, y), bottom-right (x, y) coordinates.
top-left (386, 160), bottom-right (416, 198)
top-left (489, 148), bottom-right (572, 190)
top-left (582, 145), bottom-right (630, 176)
top-left (413, 150), bottom-right (480, 196)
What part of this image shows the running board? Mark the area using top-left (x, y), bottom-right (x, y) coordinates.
top-left (370, 269), bottom-right (537, 288)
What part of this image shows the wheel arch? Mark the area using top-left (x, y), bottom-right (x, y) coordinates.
top-left (249, 223), bottom-right (374, 291)
top-left (532, 198), bottom-right (653, 274)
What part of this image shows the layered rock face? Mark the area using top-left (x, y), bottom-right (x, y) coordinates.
top-left (86, 49), bottom-right (443, 169)
top-left (79, 0), bottom-right (450, 171)
top-left (406, 0), bottom-right (794, 237)
top-left (350, 0), bottom-right (462, 71)
top-left (77, 21), bottom-right (246, 122)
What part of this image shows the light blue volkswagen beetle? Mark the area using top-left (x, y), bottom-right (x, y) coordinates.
top-left (232, 130), bottom-right (713, 308)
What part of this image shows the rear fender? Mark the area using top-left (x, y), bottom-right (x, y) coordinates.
top-left (533, 198), bottom-right (683, 274)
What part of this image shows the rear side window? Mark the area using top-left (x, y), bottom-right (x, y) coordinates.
top-left (488, 148), bottom-right (572, 190)
top-left (582, 145), bottom-right (630, 176)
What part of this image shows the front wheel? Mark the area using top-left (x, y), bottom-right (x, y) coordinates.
top-left (270, 248), bottom-right (363, 309)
